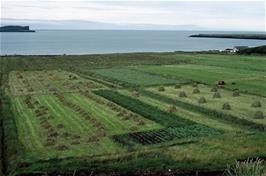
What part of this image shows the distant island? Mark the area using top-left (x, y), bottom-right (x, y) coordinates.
top-left (189, 34), bottom-right (266, 40)
top-left (0, 25), bottom-right (35, 32)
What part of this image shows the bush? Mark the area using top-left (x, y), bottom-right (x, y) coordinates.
top-left (224, 158), bottom-right (265, 176)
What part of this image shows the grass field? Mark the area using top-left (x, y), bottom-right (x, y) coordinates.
top-left (146, 84), bottom-right (266, 126)
top-left (0, 52), bottom-right (265, 175)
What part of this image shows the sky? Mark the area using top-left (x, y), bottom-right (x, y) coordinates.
top-left (0, 0), bottom-right (265, 31)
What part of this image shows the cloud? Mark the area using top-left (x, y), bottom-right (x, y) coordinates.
top-left (1, 1), bottom-right (265, 31)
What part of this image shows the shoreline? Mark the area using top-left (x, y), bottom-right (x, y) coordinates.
top-left (190, 34), bottom-right (266, 40)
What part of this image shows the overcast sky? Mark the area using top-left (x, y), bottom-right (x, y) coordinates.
top-left (1, 0), bottom-right (265, 31)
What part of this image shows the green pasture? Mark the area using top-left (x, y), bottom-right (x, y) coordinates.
top-left (133, 64), bottom-right (266, 96)
top-left (90, 68), bottom-right (180, 86)
top-left (1, 52), bottom-right (266, 175)
top-left (146, 84), bottom-right (266, 126)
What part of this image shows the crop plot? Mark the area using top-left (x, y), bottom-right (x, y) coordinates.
top-left (95, 90), bottom-right (221, 146)
top-left (9, 70), bottom-right (104, 96)
top-left (133, 64), bottom-right (266, 96)
top-left (146, 84), bottom-right (266, 126)
top-left (90, 68), bottom-right (180, 86)
top-left (112, 124), bottom-right (221, 146)
top-left (11, 91), bottom-right (163, 159)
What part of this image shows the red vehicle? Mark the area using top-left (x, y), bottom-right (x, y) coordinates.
top-left (218, 80), bottom-right (225, 85)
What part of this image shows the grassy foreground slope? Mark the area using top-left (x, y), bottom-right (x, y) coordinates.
top-left (0, 52), bottom-right (266, 175)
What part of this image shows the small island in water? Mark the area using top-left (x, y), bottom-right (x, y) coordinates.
top-left (0, 25), bottom-right (35, 32)
top-left (190, 34), bottom-right (266, 40)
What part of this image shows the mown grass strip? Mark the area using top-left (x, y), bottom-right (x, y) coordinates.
top-left (141, 90), bottom-right (266, 132)
top-left (95, 90), bottom-right (197, 127)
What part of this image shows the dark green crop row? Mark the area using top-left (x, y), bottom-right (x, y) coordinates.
top-left (95, 90), bottom-right (195, 127)
top-left (112, 124), bottom-right (221, 147)
top-left (141, 90), bottom-right (266, 132)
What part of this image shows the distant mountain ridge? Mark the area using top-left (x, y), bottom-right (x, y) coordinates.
top-left (0, 25), bottom-right (35, 32)
top-left (1, 18), bottom-right (203, 30)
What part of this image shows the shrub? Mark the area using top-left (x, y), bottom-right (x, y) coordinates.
top-left (254, 111), bottom-right (264, 119)
top-left (222, 103), bottom-right (231, 110)
top-left (192, 88), bottom-right (200, 94)
top-left (158, 86), bottom-right (165, 92)
top-left (179, 91), bottom-right (187, 98)
top-left (198, 97), bottom-right (207, 104)
top-left (224, 158), bottom-right (265, 176)
top-left (213, 92), bottom-right (221, 98)
top-left (251, 101), bottom-right (262, 108)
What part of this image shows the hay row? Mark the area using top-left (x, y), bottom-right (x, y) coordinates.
top-left (54, 92), bottom-right (107, 138)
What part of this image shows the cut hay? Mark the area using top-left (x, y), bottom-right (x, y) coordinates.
top-left (55, 145), bottom-right (69, 151)
top-left (222, 102), bottom-right (231, 110)
top-left (57, 124), bottom-right (64, 129)
top-left (198, 97), bottom-right (207, 104)
top-left (130, 126), bottom-right (138, 131)
top-left (192, 88), bottom-right (200, 94)
top-left (210, 87), bottom-right (218, 92)
top-left (132, 91), bottom-right (140, 97)
top-left (137, 120), bottom-right (145, 125)
top-left (158, 86), bottom-right (165, 92)
top-left (232, 90), bottom-right (240, 97)
top-left (61, 132), bottom-right (71, 137)
top-left (166, 105), bottom-right (177, 113)
top-left (174, 84), bottom-right (181, 89)
top-left (254, 111), bottom-right (264, 119)
top-left (192, 83), bottom-right (198, 87)
top-left (213, 92), bottom-right (221, 98)
top-left (251, 101), bottom-right (262, 108)
top-left (48, 132), bottom-right (59, 138)
top-left (71, 140), bottom-right (81, 145)
top-left (179, 91), bottom-right (187, 98)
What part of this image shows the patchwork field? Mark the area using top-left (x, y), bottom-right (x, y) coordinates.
top-left (0, 52), bottom-right (265, 175)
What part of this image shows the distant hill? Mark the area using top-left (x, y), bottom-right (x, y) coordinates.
top-left (190, 34), bottom-right (266, 40)
top-left (237, 45), bottom-right (266, 55)
top-left (0, 25), bottom-right (35, 32)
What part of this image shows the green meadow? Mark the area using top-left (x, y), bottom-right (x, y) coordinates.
top-left (0, 52), bottom-right (265, 175)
